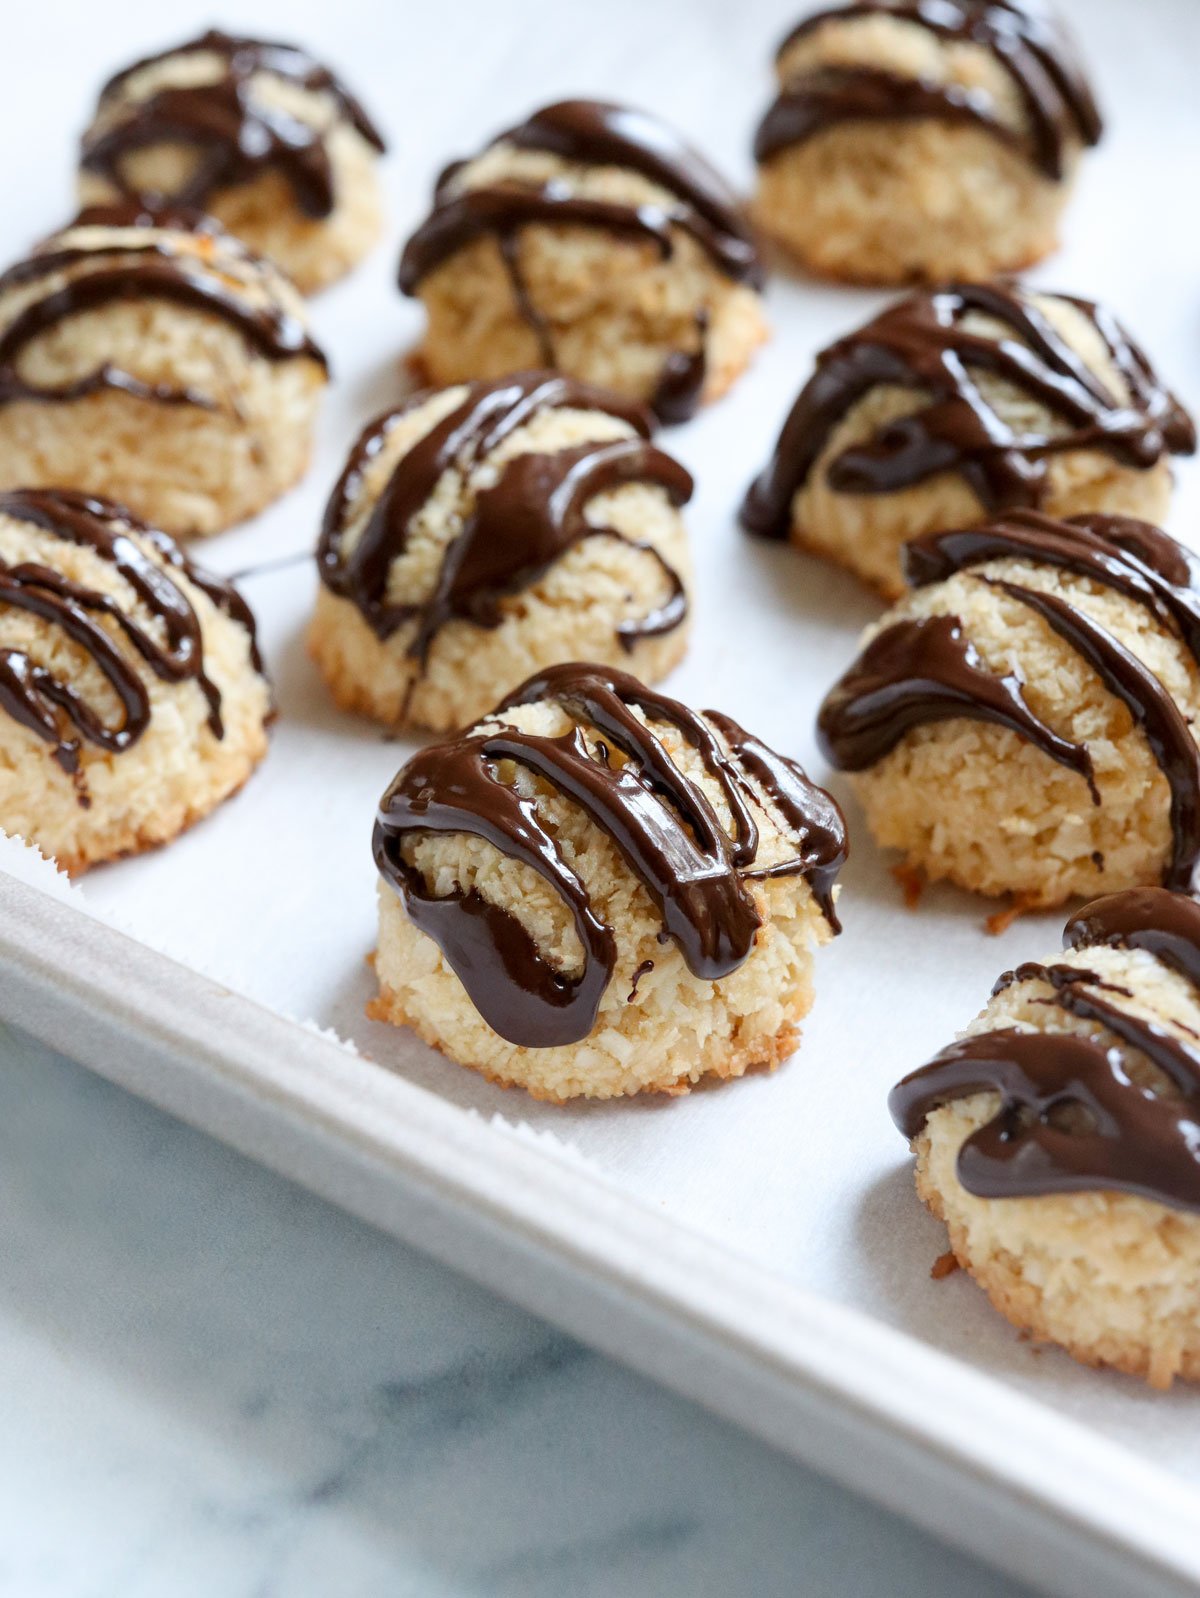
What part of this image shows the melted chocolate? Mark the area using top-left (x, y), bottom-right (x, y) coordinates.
top-left (819, 510), bottom-right (1200, 892)
top-left (373, 662), bottom-right (846, 1047)
top-left (757, 66), bottom-right (1022, 164)
top-left (760, 0), bottom-right (1102, 178)
top-left (0, 488), bottom-right (262, 784)
top-left (740, 284), bottom-right (1194, 540)
top-left (889, 888), bottom-right (1200, 1212)
top-left (398, 100), bottom-right (762, 423)
top-left (83, 30), bottom-right (385, 219)
top-left (0, 207), bottom-right (326, 412)
top-left (651, 311), bottom-right (710, 427)
top-left (816, 610), bottom-right (1097, 792)
top-left (1065, 887), bottom-right (1200, 990)
top-left (319, 372), bottom-right (691, 674)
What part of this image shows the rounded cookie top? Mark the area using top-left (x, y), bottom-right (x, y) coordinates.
top-left (373, 661), bottom-right (847, 1048)
top-left (758, 0), bottom-right (1102, 177)
top-left (891, 886), bottom-right (1200, 1214)
top-left (0, 485), bottom-right (264, 786)
top-left (398, 100), bottom-right (763, 421)
top-left (80, 29), bottom-right (386, 220)
top-left (0, 204), bottom-right (327, 413)
top-left (318, 371), bottom-right (692, 675)
top-left (819, 509), bottom-right (1200, 891)
top-left (741, 283), bottom-right (1195, 540)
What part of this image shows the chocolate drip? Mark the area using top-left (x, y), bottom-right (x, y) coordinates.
top-left (84, 29), bottom-right (385, 219)
top-left (889, 888), bottom-right (1200, 1212)
top-left (763, 0), bottom-right (1102, 179)
top-left (650, 311), bottom-right (710, 427)
top-left (425, 440), bottom-right (691, 657)
top-left (740, 284), bottom-right (1194, 540)
top-left (499, 101), bottom-right (763, 283)
top-left (0, 211), bottom-right (326, 413)
top-left (992, 580), bottom-right (1200, 893)
top-left (0, 488), bottom-right (261, 781)
top-left (373, 662), bottom-right (845, 1048)
top-left (398, 100), bottom-right (763, 423)
top-left (319, 372), bottom-right (690, 671)
top-left (756, 66), bottom-right (1025, 165)
top-left (1065, 888), bottom-right (1200, 990)
top-left (816, 611), bottom-right (1096, 792)
top-left (820, 510), bottom-right (1200, 890)
top-left (705, 709), bottom-right (848, 929)
top-left (890, 1028), bottom-right (1200, 1211)
top-left (906, 512), bottom-right (1200, 655)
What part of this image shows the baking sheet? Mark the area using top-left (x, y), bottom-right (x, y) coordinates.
top-left (8, 0), bottom-right (1200, 1520)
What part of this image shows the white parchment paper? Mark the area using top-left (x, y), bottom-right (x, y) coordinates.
top-left (6, 0), bottom-right (1200, 1495)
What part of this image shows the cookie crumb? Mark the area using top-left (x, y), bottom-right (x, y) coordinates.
top-left (891, 862), bottom-right (924, 910)
top-left (985, 894), bottom-right (1042, 937)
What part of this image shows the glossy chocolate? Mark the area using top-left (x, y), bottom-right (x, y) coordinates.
top-left (740, 284), bottom-right (1194, 540)
top-left (319, 372), bottom-right (691, 672)
top-left (0, 206), bottom-right (326, 413)
top-left (398, 101), bottom-right (762, 422)
top-left (1065, 887), bottom-right (1200, 990)
top-left (83, 30), bottom-right (385, 219)
top-left (816, 609), bottom-right (1097, 791)
top-left (373, 663), bottom-right (846, 1047)
top-left (818, 511), bottom-right (1200, 892)
top-left (759, 1), bottom-right (1101, 178)
top-left (0, 488), bottom-right (262, 786)
top-left (889, 888), bottom-right (1200, 1212)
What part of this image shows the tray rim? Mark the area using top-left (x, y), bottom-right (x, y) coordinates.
top-left (4, 866), bottom-right (1200, 1598)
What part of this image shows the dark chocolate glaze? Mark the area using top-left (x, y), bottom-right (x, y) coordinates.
top-left (756, 66), bottom-right (1024, 164)
top-left (398, 100), bottom-right (763, 423)
top-left (818, 511), bottom-right (1200, 891)
top-left (1065, 887), bottom-right (1200, 991)
top-left (319, 372), bottom-right (690, 676)
top-left (373, 662), bottom-right (846, 1047)
top-left (0, 488), bottom-right (262, 784)
top-left (889, 887), bottom-right (1200, 1212)
top-left (649, 310), bottom-right (710, 428)
top-left (0, 205), bottom-right (326, 413)
top-left (83, 29), bottom-right (385, 220)
top-left (740, 284), bottom-right (1194, 540)
top-left (761, 0), bottom-right (1102, 179)
top-left (816, 609), bottom-right (1097, 793)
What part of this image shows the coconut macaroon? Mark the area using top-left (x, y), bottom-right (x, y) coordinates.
top-left (79, 29), bottom-right (386, 294)
top-left (754, 0), bottom-right (1102, 284)
top-left (398, 100), bottom-right (767, 423)
top-left (311, 372), bottom-right (694, 733)
top-left (891, 887), bottom-right (1200, 1387)
top-left (0, 488), bottom-right (270, 873)
top-left (742, 282), bottom-right (1195, 599)
top-left (0, 205), bottom-right (328, 538)
top-left (369, 662), bottom-right (846, 1101)
top-left (818, 509), bottom-right (1200, 908)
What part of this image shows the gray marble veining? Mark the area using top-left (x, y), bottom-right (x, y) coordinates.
top-left (1, 1023), bottom-right (1035, 1598)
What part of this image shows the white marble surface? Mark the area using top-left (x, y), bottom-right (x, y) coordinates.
top-left (1, 1022), bottom-right (1037, 1598)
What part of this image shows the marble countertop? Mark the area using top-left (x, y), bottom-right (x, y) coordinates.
top-left (2, 1023), bottom-right (1038, 1598)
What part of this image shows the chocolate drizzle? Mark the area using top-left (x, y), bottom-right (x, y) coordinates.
top-left (398, 100), bottom-right (762, 422)
top-left (889, 887), bottom-right (1200, 1212)
top-left (0, 488), bottom-right (262, 784)
top-left (319, 372), bottom-right (692, 671)
top-left (740, 284), bottom-right (1194, 540)
top-left (759, 1), bottom-right (1102, 178)
top-left (83, 30), bottom-right (385, 219)
top-left (373, 662), bottom-right (846, 1047)
top-left (818, 510), bottom-right (1200, 892)
top-left (0, 206), bottom-right (326, 413)
top-left (816, 610), bottom-right (1097, 792)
